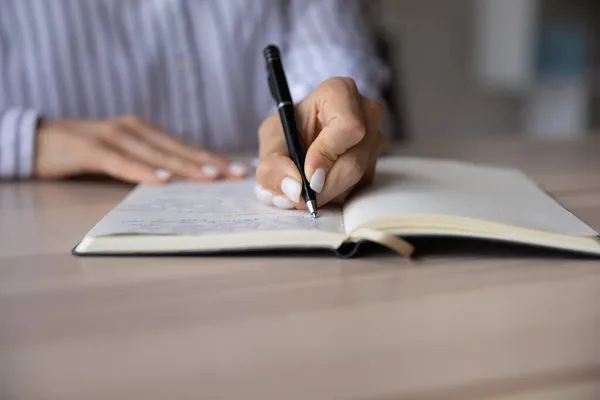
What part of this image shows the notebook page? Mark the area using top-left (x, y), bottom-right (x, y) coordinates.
top-left (87, 179), bottom-right (344, 236)
top-left (342, 157), bottom-right (598, 236)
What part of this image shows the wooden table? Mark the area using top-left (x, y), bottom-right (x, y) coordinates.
top-left (2, 135), bottom-right (600, 400)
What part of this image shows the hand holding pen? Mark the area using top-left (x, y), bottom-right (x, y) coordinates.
top-left (255, 45), bottom-right (385, 212)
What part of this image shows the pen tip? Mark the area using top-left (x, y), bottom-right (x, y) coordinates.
top-left (306, 200), bottom-right (318, 218)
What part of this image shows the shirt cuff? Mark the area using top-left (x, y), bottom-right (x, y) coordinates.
top-left (0, 108), bottom-right (39, 179)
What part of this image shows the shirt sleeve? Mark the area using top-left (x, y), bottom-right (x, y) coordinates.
top-left (282, 0), bottom-right (391, 104)
top-left (0, 108), bottom-right (40, 179)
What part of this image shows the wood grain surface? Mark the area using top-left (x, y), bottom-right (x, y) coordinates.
top-left (1, 135), bottom-right (599, 400)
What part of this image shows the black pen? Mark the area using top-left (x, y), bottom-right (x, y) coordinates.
top-left (263, 44), bottom-right (318, 218)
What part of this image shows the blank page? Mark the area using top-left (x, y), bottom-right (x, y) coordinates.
top-left (342, 157), bottom-right (598, 236)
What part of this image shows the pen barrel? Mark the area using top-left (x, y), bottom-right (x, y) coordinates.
top-left (264, 44), bottom-right (317, 205)
top-left (278, 105), bottom-right (315, 201)
top-left (278, 105), bottom-right (305, 166)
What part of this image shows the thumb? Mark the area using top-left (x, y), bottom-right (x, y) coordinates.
top-left (303, 117), bottom-right (367, 194)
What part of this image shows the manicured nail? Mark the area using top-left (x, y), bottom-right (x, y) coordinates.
top-left (227, 162), bottom-right (248, 177)
top-left (202, 165), bottom-right (219, 178)
top-left (272, 195), bottom-right (295, 209)
top-left (252, 157), bottom-right (260, 168)
top-left (155, 169), bottom-right (171, 180)
top-left (310, 168), bottom-right (326, 193)
top-left (253, 184), bottom-right (273, 205)
top-left (281, 177), bottom-right (301, 203)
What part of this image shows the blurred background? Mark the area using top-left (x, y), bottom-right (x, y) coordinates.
top-left (366, 0), bottom-right (600, 141)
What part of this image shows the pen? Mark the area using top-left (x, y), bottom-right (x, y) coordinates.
top-left (263, 44), bottom-right (318, 218)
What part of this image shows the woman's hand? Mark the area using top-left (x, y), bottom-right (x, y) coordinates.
top-left (256, 77), bottom-right (384, 209)
top-left (34, 115), bottom-right (247, 183)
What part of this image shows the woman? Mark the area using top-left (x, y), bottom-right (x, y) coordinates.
top-left (0, 0), bottom-right (389, 209)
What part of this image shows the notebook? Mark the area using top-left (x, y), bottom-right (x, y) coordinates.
top-left (72, 156), bottom-right (600, 258)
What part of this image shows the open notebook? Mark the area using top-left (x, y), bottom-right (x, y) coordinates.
top-left (73, 157), bottom-right (600, 258)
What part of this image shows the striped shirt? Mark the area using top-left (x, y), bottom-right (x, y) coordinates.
top-left (0, 0), bottom-right (389, 179)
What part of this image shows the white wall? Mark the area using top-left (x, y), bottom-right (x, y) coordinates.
top-left (373, 0), bottom-right (600, 139)
top-left (375, 0), bottom-right (524, 139)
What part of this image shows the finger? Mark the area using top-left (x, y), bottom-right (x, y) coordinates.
top-left (96, 124), bottom-right (222, 181)
top-left (299, 78), bottom-right (375, 191)
top-left (314, 142), bottom-right (370, 206)
top-left (306, 94), bottom-right (382, 195)
top-left (252, 184), bottom-right (296, 210)
top-left (87, 143), bottom-right (169, 184)
top-left (257, 112), bottom-right (307, 209)
top-left (255, 154), bottom-right (306, 208)
top-left (258, 112), bottom-right (288, 158)
top-left (119, 116), bottom-right (248, 179)
top-left (315, 98), bottom-right (382, 205)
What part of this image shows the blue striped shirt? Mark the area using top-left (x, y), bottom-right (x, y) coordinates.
top-left (0, 0), bottom-right (389, 179)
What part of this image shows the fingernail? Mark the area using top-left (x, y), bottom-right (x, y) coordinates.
top-left (272, 195), bottom-right (295, 209)
top-left (227, 162), bottom-right (248, 177)
top-left (202, 165), bottom-right (219, 178)
top-left (310, 168), bottom-right (326, 193)
top-left (252, 157), bottom-right (260, 168)
top-left (281, 177), bottom-right (301, 203)
top-left (253, 184), bottom-right (273, 205)
top-left (155, 169), bottom-right (171, 180)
